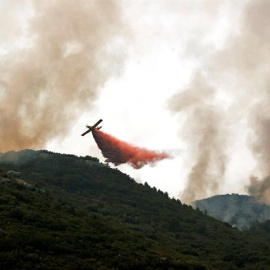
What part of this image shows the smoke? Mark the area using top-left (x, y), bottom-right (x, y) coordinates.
top-left (242, 0), bottom-right (270, 204)
top-left (167, 0), bottom-right (270, 204)
top-left (92, 129), bottom-right (169, 169)
top-left (0, 0), bottom-right (126, 152)
top-left (4, 0), bottom-right (270, 204)
top-left (247, 176), bottom-right (270, 204)
top-left (170, 72), bottom-right (227, 203)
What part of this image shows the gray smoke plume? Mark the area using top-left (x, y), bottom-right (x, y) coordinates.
top-left (241, 0), bottom-right (270, 204)
top-left (170, 0), bottom-right (270, 204)
top-left (247, 176), bottom-right (270, 204)
top-left (170, 72), bottom-right (227, 203)
top-left (0, 0), bottom-right (126, 151)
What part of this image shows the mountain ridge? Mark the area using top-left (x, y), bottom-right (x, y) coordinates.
top-left (194, 194), bottom-right (270, 229)
top-left (1, 149), bottom-right (270, 269)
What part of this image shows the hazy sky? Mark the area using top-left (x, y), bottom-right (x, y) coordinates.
top-left (2, 0), bottom-right (270, 203)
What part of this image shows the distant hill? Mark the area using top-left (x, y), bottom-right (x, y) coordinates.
top-left (1, 150), bottom-right (270, 269)
top-left (193, 194), bottom-right (270, 229)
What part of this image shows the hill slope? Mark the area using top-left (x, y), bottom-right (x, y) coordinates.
top-left (194, 194), bottom-right (270, 229)
top-left (0, 179), bottom-right (205, 270)
top-left (1, 150), bottom-right (270, 269)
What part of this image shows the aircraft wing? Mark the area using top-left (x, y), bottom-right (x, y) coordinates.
top-left (81, 129), bottom-right (92, 136)
top-left (81, 119), bottom-right (103, 136)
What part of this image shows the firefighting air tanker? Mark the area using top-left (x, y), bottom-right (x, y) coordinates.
top-left (81, 119), bottom-right (103, 136)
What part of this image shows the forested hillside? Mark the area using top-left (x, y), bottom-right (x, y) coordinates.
top-left (1, 150), bottom-right (270, 269)
top-left (194, 194), bottom-right (270, 229)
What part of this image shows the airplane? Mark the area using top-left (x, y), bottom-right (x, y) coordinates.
top-left (81, 119), bottom-right (103, 136)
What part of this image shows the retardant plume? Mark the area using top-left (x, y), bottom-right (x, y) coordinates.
top-left (0, 0), bottom-right (126, 152)
top-left (92, 129), bottom-right (169, 169)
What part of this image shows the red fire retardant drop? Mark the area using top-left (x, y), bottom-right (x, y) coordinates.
top-left (92, 129), bottom-right (169, 169)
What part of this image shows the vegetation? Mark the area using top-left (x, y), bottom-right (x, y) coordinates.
top-left (0, 181), bottom-right (204, 270)
top-left (194, 194), bottom-right (270, 229)
top-left (1, 150), bottom-right (270, 269)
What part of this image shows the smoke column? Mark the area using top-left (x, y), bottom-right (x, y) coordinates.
top-left (232, 0), bottom-right (270, 204)
top-left (170, 72), bottom-right (227, 203)
top-left (92, 129), bottom-right (169, 169)
top-left (166, 0), bottom-right (270, 204)
top-left (0, 0), bottom-right (126, 152)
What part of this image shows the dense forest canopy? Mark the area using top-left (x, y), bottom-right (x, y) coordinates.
top-left (1, 150), bottom-right (270, 269)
